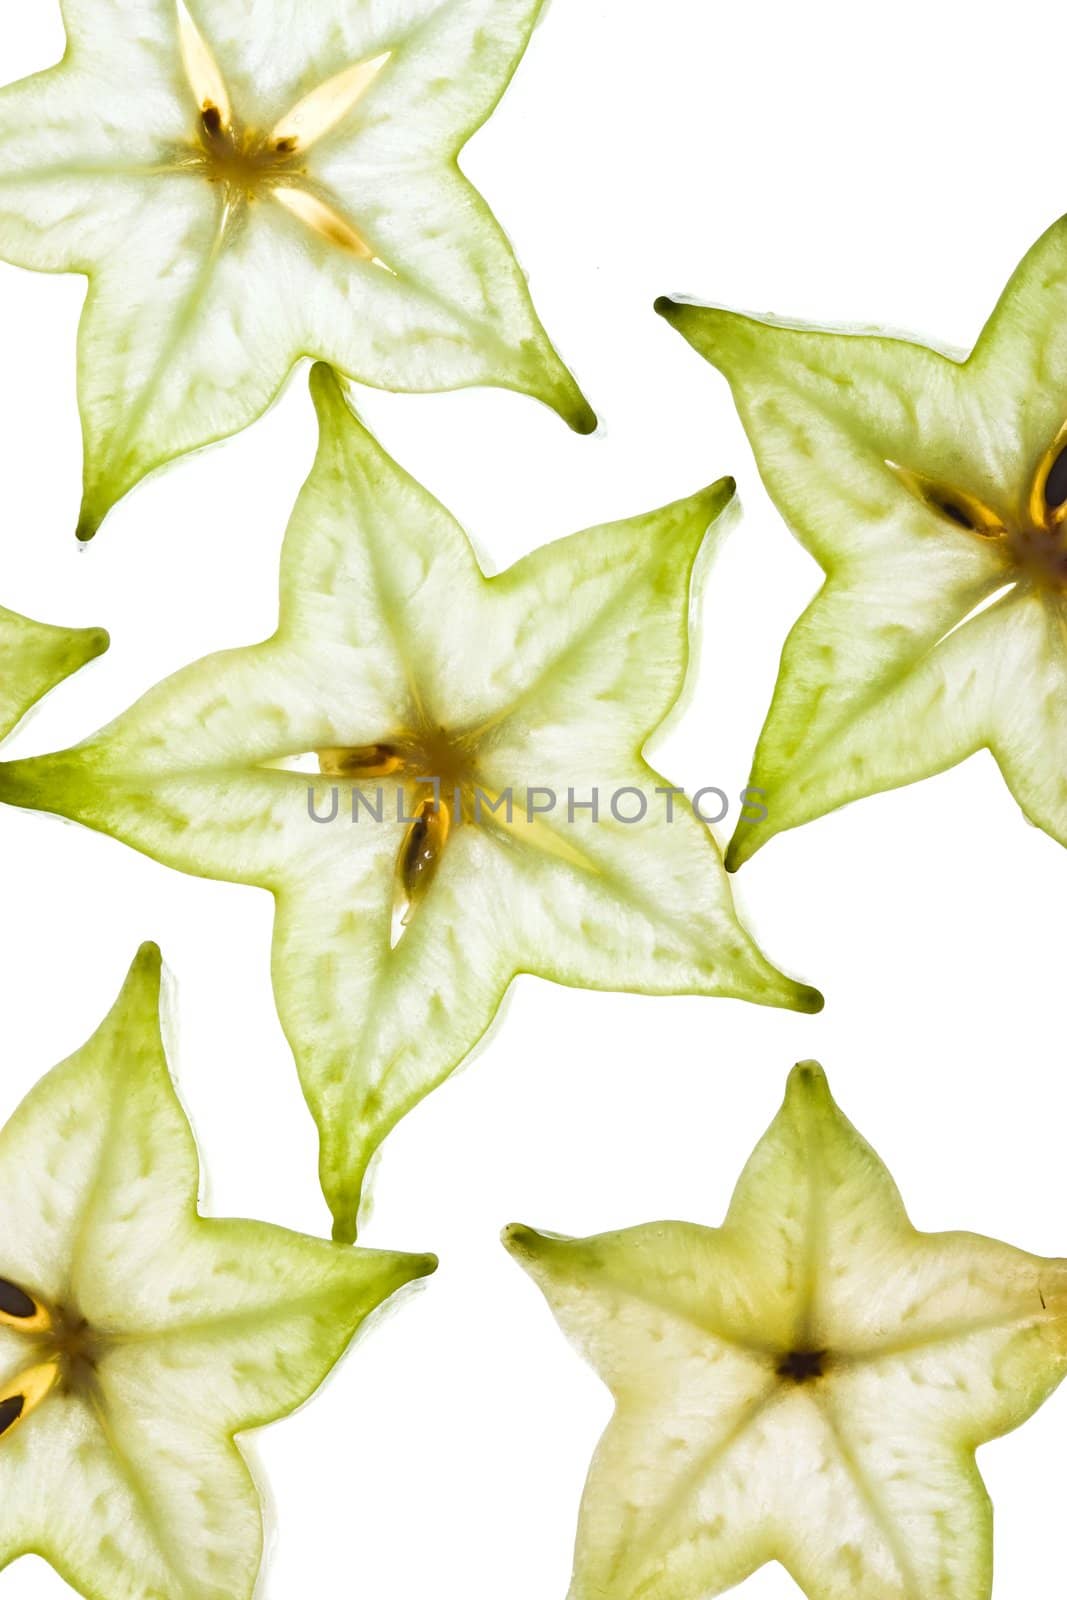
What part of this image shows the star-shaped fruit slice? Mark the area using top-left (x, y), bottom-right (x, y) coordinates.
top-left (657, 215), bottom-right (1067, 868)
top-left (0, 364), bottom-right (821, 1240)
top-left (0, 603), bottom-right (108, 741)
top-left (507, 1061), bottom-right (1067, 1600)
top-left (0, 942), bottom-right (435, 1598)
top-left (0, 0), bottom-right (594, 541)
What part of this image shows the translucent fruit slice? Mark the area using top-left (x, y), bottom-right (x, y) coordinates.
top-left (0, 364), bottom-right (821, 1241)
top-left (0, 943), bottom-right (435, 1599)
top-left (507, 1061), bottom-right (1067, 1600)
top-left (0, 0), bottom-right (595, 540)
top-left (656, 214), bottom-right (1067, 866)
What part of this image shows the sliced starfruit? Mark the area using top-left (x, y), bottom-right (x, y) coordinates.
top-left (0, 942), bottom-right (434, 1598)
top-left (0, 0), bottom-right (594, 541)
top-left (657, 214), bottom-right (1067, 867)
top-left (0, 364), bottom-right (822, 1241)
top-left (0, 604), bottom-right (108, 742)
top-left (507, 1061), bottom-right (1067, 1600)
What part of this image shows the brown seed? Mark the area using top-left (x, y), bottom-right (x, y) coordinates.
top-left (1045, 444), bottom-right (1067, 511)
top-left (402, 807), bottom-right (433, 890)
top-left (401, 798), bottom-right (451, 904)
top-left (319, 743), bottom-right (403, 778)
top-left (929, 494), bottom-right (975, 531)
top-left (0, 1279), bottom-right (35, 1320)
top-left (0, 1396), bottom-right (24, 1438)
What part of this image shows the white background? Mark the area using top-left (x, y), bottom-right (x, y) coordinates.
top-left (1, 1), bottom-right (1065, 1595)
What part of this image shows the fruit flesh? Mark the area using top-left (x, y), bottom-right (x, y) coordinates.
top-left (0, 607), bottom-right (108, 743)
top-left (0, 366), bottom-right (821, 1240)
top-left (506, 1062), bottom-right (1067, 1600)
top-left (0, 0), bottom-right (596, 540)
top-left (655, 216), bottom-right (1067, 865)
top-left (0, 944), bottom-right (435, 1599)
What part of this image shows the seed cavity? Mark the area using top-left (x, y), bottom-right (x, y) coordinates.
top-left (927, 494), bottom-right (976, 531)
top-left (1026, 421), bottom-right (1067, 531)
top-left (0, 1362), bottom-right (60, 1443)
top-left (885, 461), bottom-right (1005, 541)
top-left (272, 185), bottom-right (382, 262)
top-left (0, 1278), bottom-right (48, 1334)
top-left (319, 743), bottom-right (404, 778)
top-left (0, 1396), bottom-right (24, 1438)
top-left (1044, 444), bottom-right (1067, 512)
top-left (400, 797), bottom-right (451, 909)
top-left (777, 1348), bottom-right (827, 1384)
top-left (268, 52), bottom-right (391, 155)
top-left (176, 0), bottom-right (233, 130)
top-left (0, 1279), bottom-right (36, 1321)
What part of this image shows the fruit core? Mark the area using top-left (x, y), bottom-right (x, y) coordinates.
top-left (174, 0), bottom-right (388, 260)
top-left (0, 1276), bottom-right (102, 1442)
top-left (776, 1348), bottom-right (828, 1384)
top-left (318, 728), bottom-right (484, 911)
top-left (888, 426), bottom-right (1067, 588)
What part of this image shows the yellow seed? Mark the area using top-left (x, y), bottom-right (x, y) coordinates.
top-left (272, 186), bottom-right (377, 259)
top-left (269, 52), bottom-right (391, 154)
top-left (1029, 421), bottom-right (1067, 528)
top-left (885, 461), bottom-right (1005, 539)
top-left (400, 797), bottom-right (451, 906)
top-left (0, 1278), bottom-right (51, 1335)
top-left (0, 1362), bottom-right (60, 1442)
top-left (176, 0), bottom-right (233, 130)
top-left (318, 744), bottom-right (404, 778)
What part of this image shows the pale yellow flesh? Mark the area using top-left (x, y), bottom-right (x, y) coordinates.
top-left (0, 945), bottom-right (435, 1598)
top-left (507, 1062), bottom-right (1067, 1600)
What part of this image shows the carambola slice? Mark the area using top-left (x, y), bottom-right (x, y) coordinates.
top-left (507, 1061), bottom-right (1067, 1600)
top-left (0, 365), bottom-right (821, 1240)
top-left (657, 214), bottom-right (1067, 866)
top-left (0, 0), bottom-right (594, 540)
top-left (0, 943), bottom-right (434, 1599)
